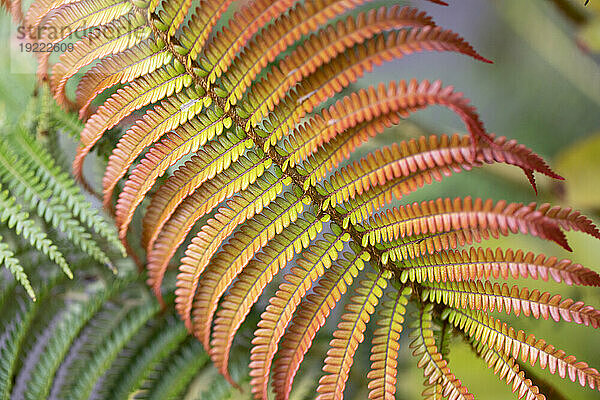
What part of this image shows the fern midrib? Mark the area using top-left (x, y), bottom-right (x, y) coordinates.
top-left (143, 7), bottom-right (387, 272)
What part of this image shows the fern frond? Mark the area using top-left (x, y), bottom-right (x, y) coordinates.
top-left (21, 278), bottom-right (132, 400)
top-left (74, 63), bottom-right (191, 183)
top-left (177, 0), bottom-right (235, 64)
top-left (111, 320), bottom-right (188, 399)
top-left (317, 270), bottom-right (390, 400)
top-left (398, 247), bottom-right (600, 286)
top-left (102, 86), bottom-right (207, 207)
top-left (359, 197), bottom-right (570, 250)
top-left (146, 340), bottom-right (209, 400)
top-left (50, 12), bottom-right (151, 107)
top-left (241, 8), bottom-right (442, 133)
top-left (424, 281), bottom-right (600, 328)
top-left (282, 79), bottom-right (486, 171)
top-left (249, 229), bottom-right (350, 399)
top-left (298, 114), bottom-right (401, 190)
top-left (178, 172), bottom-right (291, 329)
top-left (221, 0), bottom-right (373, 108)
top-left (335, 134), bottom-right (561, 226)
top-left (0, 140), bottom-right (113, 267)
top-left (471, 338), bottom-right (545, 400)
top-left (367, 287), bottom-right (412, 400)
top-left (146, 154), bottom-right (272, 303)
top-left (273, 243), bottom-right (368, 400)
top-left (409, 304), bottom-right (473, 400)
top-left (0, 238), bottom-right (35, 300)
top-left (192, 190), bottom-right (310, 350)
top-left (0, 188), bottom-right (71, 280)
top-left (9, 129), bottom-right (124, 255)
top-left (247, 25), bottom-right (490, 146)
top-left (446, 308), bottom-right (600, 390)
top-left (113, 100), bottom-right (231, 237)
top-left (211, 214), bottom-right (324, 380)
top-left (66, 296), bottom-right (159, 399)
top-left (75, 40), bottom-right (171, 118)
top-left (155, 0), bottom-right (192, 38)
top-left (36, 0), bottom-right (134, 75)
top-left (142, 130), bottom-right (251, 251)
top-left (202, 0), bottom-right (297, 86)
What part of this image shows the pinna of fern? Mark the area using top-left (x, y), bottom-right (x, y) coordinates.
top-left (8, 0), bottom-right (600, 399)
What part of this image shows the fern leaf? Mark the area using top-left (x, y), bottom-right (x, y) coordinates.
top-left (282, 79), bottom-right (489, 171)
top-left (359, 197), bottom-right (570, 251)
top-left (244, 24), bottom-right (489, 142)
top-left (0, 238), bottom-right (35, 300)
top-left (272, 243), bottom-right (367, 400)
top-left (424, 281), bottom-right (600, 328)
top-left (9, 130), bottom-right (124, 256)
top-left (0, 141), bottom-right (112, 267)
top-left (75, 40), bottom-right (171, 118)
top-left (249, 229), bottom-right (349, 399)
top-left (142, 130), bottom-right (251, 251)
top-left (380, 230), bottom-right (483, 265)
top-left (336, 134), bottom-right (561, 226)
top-left (211, 214), bottom-right (324, 381)
top-left (409, 304), bottom-right (473, 400)
top-left (470, 338), bottom-right (545, 400)
top-left (73, 63), bottom-right (191, 183)
top-left (147, 154), bottom-right (271, 303)
top-left (317, 270), bottom-right (390, 400)
top-left (103, 81), bottom-right (207, 209)
top-left (111, 320), bottom-right (188, 399)
top-left (50, 12), bottom-right (151, 107)
top-left (446, 308), bottom-right (600, 391)
top-left (221, 0), bottom-right (373, 108)
top-left (146, 340), bottom-right (209, 400)
top-left (24, 0), bottom-right (95, 33)
top-left (367, 287), bottom-right (412, 400)
top-left (112, 100), bottom-right (225, 233)
top-left (297, 114), bottom-right (400, 190)
top-left (36, 0), bottom-right (134, 75)
top-left (203, 0), bottom-right (297, 85)
top-left (242, 8), bottom-right (442, 133)
top-left (21, 278), bottom-right (133, 400)
top-left (155, 0), bottom-right (192, 38)
top-left (0, 188), bottom-right (71, 279)
top-left (398, 247), bottom-right (600, 287)
top-left (192, 190), bottom-right (310, 350)
top-left (0, 301), bottom-right (36, 397)
top-left (177, 172), bottom-right (290, 329)
top-left (178, 0), bottom-right (235, 64)
top-left (66, 297), bottom-right (159, 400)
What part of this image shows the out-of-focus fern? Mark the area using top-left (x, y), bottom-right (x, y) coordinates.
top-left (0, 264), bottom-right (267, 400)
top-left (0, 95), bottom-right (124, 298)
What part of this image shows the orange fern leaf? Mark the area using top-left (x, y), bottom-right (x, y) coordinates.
top-left (409, 304), bottom-right (473, 400)
top-left (359, 197), bottom-right (570, 251)
top-left (211, 214), bottom-right (325, 383)
top-left (192, 190), bottom-right (309, 353)
top-left (146, 154), bottom-right (270, 303)
top-left (272, 243), bottom-right (368, 400)
top-left (445, 308), bottom-right (600, 390)
top-left (316, 270), bottom-right (390, 400)
top-left (398, 247), bottom-right (600, 286)
top-left (367, 287), bottom-right (412, 400)
top-left (141, 131), bottom-right (251, 251)
top-left (179, 173), bottom-right (291, 330)
top-left (424, 281), bottom-right (600, 328)
top-left (249, 230), bottom-right (349, 399)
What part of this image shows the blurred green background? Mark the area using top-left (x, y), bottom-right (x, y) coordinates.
top-left (1, 0), bottom-right (599, 398)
